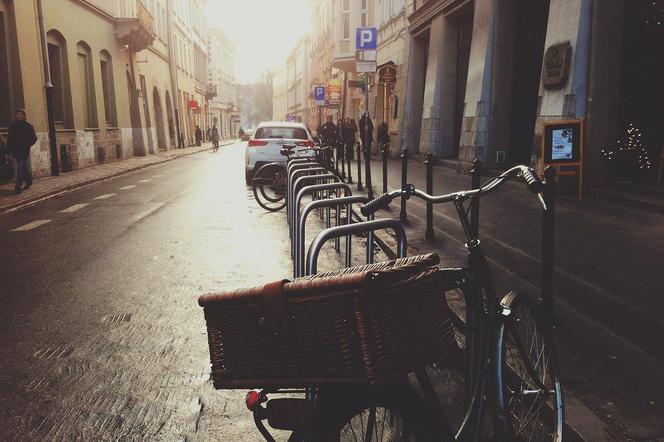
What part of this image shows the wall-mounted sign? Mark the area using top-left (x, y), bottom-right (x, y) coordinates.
top-left (541, 119), bottom-right (584, 200)
top-left (542, 42), bottom-right (572, 89)
top-left (378, 64), bottom-right (397, 84)
top-left (327, 78), bottom-right (342, 107)
top-left (187, 100), bottom-right (199, 110)
top-left (356, 27), bottom-right (377, 50)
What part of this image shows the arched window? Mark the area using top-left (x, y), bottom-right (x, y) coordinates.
top-left (47, 30), bottom-right (72, 128)
top-left (0, 0), bottom-right (23, 129)
top-left (76, 41), bottom-right (97, 128)
top-left (99, 50), bottom-right (117, 127)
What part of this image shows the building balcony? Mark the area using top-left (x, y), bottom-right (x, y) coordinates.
top-left (115, 0), bottom-right (156, 52)
top-left (206, 84), bottom-right (218, 100)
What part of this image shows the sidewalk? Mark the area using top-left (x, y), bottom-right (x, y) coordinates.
top-left (0, 141), bottom-right (234, 214)
top-left (344, 154), bottom-right (664, 440)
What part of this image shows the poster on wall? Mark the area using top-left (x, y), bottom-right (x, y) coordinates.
top-left (551, 128), bottom-right (574, 160)
top-left (542, 120), bottom-right (582, 163)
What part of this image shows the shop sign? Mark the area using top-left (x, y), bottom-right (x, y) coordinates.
top-left (327, 78), bottom-right (342, 107)
top-left (187, 100), bottom-right (200, 110)
top-left (378, 64), bottom-right (397, 84)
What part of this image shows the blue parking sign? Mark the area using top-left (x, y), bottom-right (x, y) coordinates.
top-left (356, 27), bottom-right (377, 50)
top-left (314, 86), bottom-right (325, 102)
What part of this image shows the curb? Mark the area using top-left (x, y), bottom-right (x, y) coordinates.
top-left (0, 141), bottom-right (234, 215)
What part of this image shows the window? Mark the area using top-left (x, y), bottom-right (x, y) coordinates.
top-left (361, 0), bottom-right (368, 27)
top-left (77, 41), bottom-right (97, 128)
top-left (342, 0), bottom-right (349, 39)
top-left (0, 3), bottom-right (16, 128)
top-left (47, 30), bottom-right (71, 128)
top-left (99, 51), bottom-right (117, 126)
top-left (254, 126), bottom-right (308, 140)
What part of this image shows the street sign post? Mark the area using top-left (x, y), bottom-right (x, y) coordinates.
top-left (356, 27), bottom-right (377, 50)
top-left (314, 85), bottom-right (326, 106)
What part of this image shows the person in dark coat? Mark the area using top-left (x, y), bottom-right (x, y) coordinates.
top-left (319, 115), bottom-right (337, 145)
top-left (347, 118), bottom-right (358, 160)
top-left (7, 109), bottom-right (37, 194)
top-left (359, 112), bottom-right (374, 152)
top-left (195, 125), bottom-right (202, 146)
top-left (205, 127), bottom-right (211, 142)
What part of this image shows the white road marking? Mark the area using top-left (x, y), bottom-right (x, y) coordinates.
top-left (11, 219), bottom-right (52, 232)
top-left (138, 179), bottom-right (150, 183)
top-left (59, 203), bottom-right (89, 213)
top-left (93, 193), bottom-right (116, 200)
top-left (119, 185), bottom-right (136, 190)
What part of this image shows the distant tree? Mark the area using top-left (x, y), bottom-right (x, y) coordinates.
top-left (236, 70), bottom-right (274, 128)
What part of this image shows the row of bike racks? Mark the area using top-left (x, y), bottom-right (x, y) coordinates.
top-left (284, 151), bottom-right (408, 278)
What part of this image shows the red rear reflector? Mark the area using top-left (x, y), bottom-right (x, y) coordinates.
top-left (248, 139), bottom-right (268, 147)
top-left (246, 390), bottom-right (261, 410)
top-left (296, 140), bottom-right (314, 148)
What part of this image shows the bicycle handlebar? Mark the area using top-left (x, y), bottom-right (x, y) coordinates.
top-left (360, 165), bottom-right (545, 217)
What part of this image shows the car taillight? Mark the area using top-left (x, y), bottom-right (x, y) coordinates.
top-left (296, 140), bottom-right (314, 148)
top-left (248, 139), bottom-right (268, 147)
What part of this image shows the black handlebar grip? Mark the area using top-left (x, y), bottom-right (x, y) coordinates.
top-left (360, 193), bottom-right (394, 217)
top-left (521, 168), bottom-right (544, 193)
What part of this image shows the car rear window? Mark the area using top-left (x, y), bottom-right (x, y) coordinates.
top-left (254, 127), bottom-right (308, 140)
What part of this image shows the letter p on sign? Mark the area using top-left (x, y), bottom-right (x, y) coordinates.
top-left (356, 27), bottom-right (377, 50)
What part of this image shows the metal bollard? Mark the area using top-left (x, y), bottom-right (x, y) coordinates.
top-left (356, 142), bottom-right (363, 191)
top-left (399, 148), bottom-right (408, 222)
top-left (425, 152), bottom-right (434, 240)
top-left (340, 143), bottom-right (346, 180)
top-left (541, 166), bottom-right (558, 327)
top-left (346, 143), bottom-right (353, 183)
top-left (364, 144), bottom-right (374, 200)
top-left (470, 159), bottom-right (481, 239)
top-left (380, 143), bottom-right (388, 193)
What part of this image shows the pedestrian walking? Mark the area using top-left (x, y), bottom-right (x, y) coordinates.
top-left (211, 125), bottom-right (220, 151)
top-left (195, 125), bottom-right (202, 147)
top-left (347, 118), bottom-right (358, 160)
top-left (320, 115), bottom-right (337, 146)
top-left (359, 112), bottom-right (374, 153)
top-left (7, 108), bottom-right (37, 194)
top-left (205, 127), bottom-right (211, 142)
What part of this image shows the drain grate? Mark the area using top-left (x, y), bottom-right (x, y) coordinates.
top-left (101, 313), bottom-right (132, 324)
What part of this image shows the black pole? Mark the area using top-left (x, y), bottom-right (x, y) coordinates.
top-left (425, 152), bottom-right (434, 240)
top-left (470, 159), bottom-right (481, 238)
top-left (346, 142), bottom-right (353, 183)
top-left (542, 166), bottom-right (558, 327)
top-left (356, 142), bottom-right (363, 190)
top-left (37, 0), bottom-right (59, 176)
top-left (340, 141), bottom-right (346, 180)
top-left (364, 145), bottom-right (373, 200)
top-left (399, 147), bottom-right (408, 221)
top-left (380, 143), bottom-right (388, 193)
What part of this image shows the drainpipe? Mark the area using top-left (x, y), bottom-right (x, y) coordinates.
top-left (166, 0), bottom-right (184, 148)
top-left (36, 0), bottom-right (59, 176)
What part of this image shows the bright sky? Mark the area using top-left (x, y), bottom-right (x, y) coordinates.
top-left (207, 0), bottom-right (312, 84)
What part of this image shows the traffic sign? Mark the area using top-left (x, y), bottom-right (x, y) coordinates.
top-left (313, 85), bottom-right (325, 105)
top-left (356, 61), bottom-right (376, 73)
top-left (356, 27), bottom-right (377, 50)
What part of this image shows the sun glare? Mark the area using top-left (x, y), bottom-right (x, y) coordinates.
top-left (206, 0), bottom-right (313, 83)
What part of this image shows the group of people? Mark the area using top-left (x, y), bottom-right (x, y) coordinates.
top-left (196, 125), bottom-right (220, 149)
top-left (317, 113), bottom-right (374, 161)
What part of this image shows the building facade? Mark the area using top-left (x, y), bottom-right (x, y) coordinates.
top-left (0, 0), bottom-right (214, 180)
top-left (207, 27), bottom-right (238, 139)
top-left (286, 36), bottom-right (311, 125)
top-left (272, 66), bottom-right (288, 121)
top-left (400, 0), bottom-right (664, 189)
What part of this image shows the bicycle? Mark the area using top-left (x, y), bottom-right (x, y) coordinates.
top-left (251, 143), bottom-right (336, 212)
top-left (202, 165), bottom-right (564, 441)
top-left (356, 164), bottom-right (564, 441)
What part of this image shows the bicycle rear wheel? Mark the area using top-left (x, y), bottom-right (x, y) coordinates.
top-left (494, 293), bottom-right (564, 441)
top-left (253, 163), bottom-right (287, 212)
top-left (310, 382), bottom-right (453, 441)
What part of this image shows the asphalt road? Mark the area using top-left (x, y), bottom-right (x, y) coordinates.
top-left (0, 142), bottom-right (300, 440)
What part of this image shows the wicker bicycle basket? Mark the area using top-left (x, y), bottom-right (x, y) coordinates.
top-left (198, 253), bottom-right (458, 389)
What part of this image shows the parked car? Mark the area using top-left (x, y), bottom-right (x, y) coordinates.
top-left (244, 122), bottom-right (315, 184)
top-left (240, 129), bottom-right (254, 142)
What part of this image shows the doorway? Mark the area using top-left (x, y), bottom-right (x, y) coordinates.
top-left (409, 29), bottom-right (429, 154)
top-left (509, 0), bottom-right (550, 164)
top-left (165, 90), bottom-right (175, 148)
top-left (619, 0), bottom-right (664, 174)
top-left (453, 9), bottom-right (474, 157)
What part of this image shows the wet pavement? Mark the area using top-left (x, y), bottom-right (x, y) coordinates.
top-left (0, 142), bottom-right (305, 440)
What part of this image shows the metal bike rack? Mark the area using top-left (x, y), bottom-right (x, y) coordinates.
top-left (287, 167), bottom-right (329, 227)
top-left (306, 218), bottom-right (407, 275)
top-left (296, 195), bottom-right (371, 277)
top-left (289, 174), bottom-right (339, 241)
top-left (292, 184), bottom-right (353, 276)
